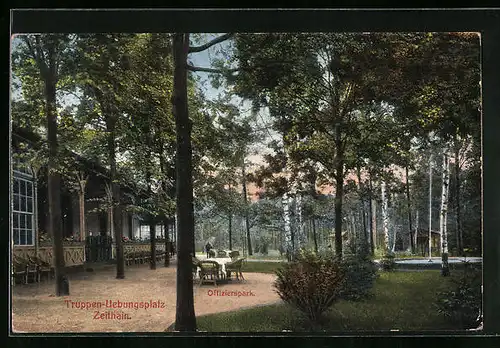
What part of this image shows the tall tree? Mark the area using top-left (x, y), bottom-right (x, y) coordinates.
top-left (172, 33), bottom-right (196, 331)
top-left (241, 160), bottom-right (253, 255)
top-left (15, 34), bottom-right (74, 296)
top-left (428, 154), bottom-right (433, 260)
top-left (76, 34), bottom-right (140, 279)
top-left (380, 180), bottom-right (390, 255)
top-left (440, 149), bottom-right (451, 276)
top-left (170, 32), bottom-right (236, 331)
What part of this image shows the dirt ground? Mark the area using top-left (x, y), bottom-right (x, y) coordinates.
top-left (11, 262), bottom-right (281, 333)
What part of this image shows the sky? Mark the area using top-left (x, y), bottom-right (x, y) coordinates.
top-left (188, 34), bottom-right (278, 167)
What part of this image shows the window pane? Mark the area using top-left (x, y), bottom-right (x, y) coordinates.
top-left (21, 196), bottom-right (26, 212)
top-left (26, 229), bottom-right (33, 245)
top-left (20, 214), bottom-right (26, 228)
top-left (13, 213), bottom-right (19, 228)
top-left (13, 179), bottom-right (19, 194)
top-left (27, 198), bottom-right (33, 213)
top-left (20, 230), bottom-right (26, 245)
top-left (27, 216), bottom-right (32, 230)
top-left (13, 195), bottom-right (19, 211)
top-left (27, 182), bottom-right (33, 197)
top-left (20, 180), bottom-right (26, 196)
top-left (13, 229), bottom-right (19, 245)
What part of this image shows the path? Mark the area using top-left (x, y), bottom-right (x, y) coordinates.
top-left (11, 261), bottom-right (281, 333)
top-left (374, 256), bottom-right (482, 265)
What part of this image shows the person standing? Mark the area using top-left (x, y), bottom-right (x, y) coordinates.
top-left (205, 241), bottom-right (213, 258)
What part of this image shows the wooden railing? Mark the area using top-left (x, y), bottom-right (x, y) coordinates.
top-left (13, 244), bottom-right (86, 266)
top-left (112, 243), bottom-right (167, 259)
top-left (13, 242), bottom-right (171, 266)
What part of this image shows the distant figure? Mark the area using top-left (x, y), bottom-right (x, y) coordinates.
top-left (205, 242), bottom-right (213, 258)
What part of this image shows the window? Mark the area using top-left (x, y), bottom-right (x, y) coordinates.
top-left (12, 154), bottom-right (34, 177)
top-left (13, 176), bottom-right (35, 246)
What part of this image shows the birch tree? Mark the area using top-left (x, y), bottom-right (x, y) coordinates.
top-left (282, 192), bottom-right (293, 261)
top-left (381, 180), bottom-right (390, 255)
top-left (440, 149), bottom-right (451, 276)
top-left (428, 154), bottom-right (433, 260)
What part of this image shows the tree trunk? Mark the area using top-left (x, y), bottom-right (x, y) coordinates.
top-left (381, 180), bottom-right (390, 255)
top-left (33, 169), bottom-right (39, 257)
top-left (228, 213), bottom-right (232, 250)
top-left (312, 217), bottom-right (318, 253)
top-left (334, 124), bottom-right (344, 260)
top-left (415, 210), bottom-right (419, 253)
top-left (146, 129), bottom-right (156, 270)
top-left (174, 213), bottom-right (177, 248)
top-left (405, 166), bottom-right (414, 254)
top-left (164, 218), bottom-right (170, 267)
top-left (172, 33), bottom-right (196, 332)
top-left (356, 166), bottom-right (368, 255)
top-left (350, 212), bottom-right (357, 250)
top-left (77, 173), bottom-right (87, 242)
top-left (454, 139), bottom-right (463, 256)
top-left (282, 192), bottom-right (293, 261)
top-left (428, 154), bottom-right (433, 260)
top-left (242, 161), bottom-right (252, 255)
top-left (391, 194), bottom-right (397, 253)
top-left (107, 119), bottom-right (125, 279)
top-left (150, 221), bottom-right (156, 270)
top-left (296, 193), bottom-right (304, 250)
top-left (105, 183), bottom-right (114, 237)
top-left (440, 150), bottom-right (451, 276)
top-left (158, 136), bottom-right (172, 267)
top-left (45, 73), bottom-right (69, 296)
top-left (368, 171), bottom-right (376, 255)
top-left (78, 192), bottom-right (85, 241)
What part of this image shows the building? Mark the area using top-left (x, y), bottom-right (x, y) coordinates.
top-left (11, 126), bottom-right (173, 266)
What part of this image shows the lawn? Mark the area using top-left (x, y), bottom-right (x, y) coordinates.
top-left (241, 261), bottom-right (286, 274)
top-left (196, 270), bottom-right (463, 332)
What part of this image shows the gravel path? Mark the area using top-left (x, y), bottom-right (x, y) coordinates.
top-left (11, 263), bottom-right (281, 333)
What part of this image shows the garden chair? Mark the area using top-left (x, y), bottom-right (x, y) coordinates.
top-left (28, 255), bottom-right (53, 282)
top-left (133, 251), bottom-right (142, 264)
top-left (136, 251), bottom-right (145, 264)
top-left (156, 250), bottom-right (164, 262)
top-left (143, 251), bottom-right (150, 264)
top-left (198, 260), bottom-right (220, 287)
top-left (192, 256), bottom-right (201, 279)
top-left (217, 250), bottom-right (227, 258)
top-left (12, 257), bottom-right (28, 285)
top-left (14, 256), bottom-right (38, 283)
top-left (127, 251), bottom-right (135, 264)
top-left (125, 252), bottom-right (133, 266)
top-left (225, 258), bottom-right (245, 281)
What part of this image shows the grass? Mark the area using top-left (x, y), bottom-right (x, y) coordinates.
top-left (196, 270), bottom-right (464, 332)
top-left (247, 255), bottom-right (286, 261)
top-left (241, 261), bottom-right (285, 274)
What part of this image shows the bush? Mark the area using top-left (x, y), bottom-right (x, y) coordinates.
top-left (435, 266), bottom-right (482, 329)
top-left (379, 254), bottom-right (396, 271)
top-left (338, 253), bottom-right (379, 301)
top-left (274, 250), bottom-right (344, 323)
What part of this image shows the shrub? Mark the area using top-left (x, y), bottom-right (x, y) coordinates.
top-left (338, 253), bottom-right (379, 301)
top-left (274, 250), bottom-right (344, 323)
top-left (435, 266), bottom-right (482, 329)
top-left (379, 254), bottom-right (397, 271)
